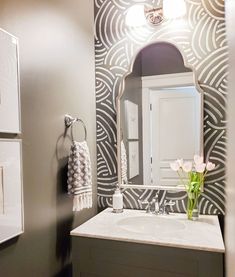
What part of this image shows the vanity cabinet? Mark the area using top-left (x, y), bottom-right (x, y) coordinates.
top-left (71, 209), bottom-right (225, 277)
top-left (72, 236), bottom-right (223, 277)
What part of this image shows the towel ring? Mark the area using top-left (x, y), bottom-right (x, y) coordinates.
top-left (65, 115), bottom-right (87, 142)
top-left (71, 118), bottom-right (87, 142)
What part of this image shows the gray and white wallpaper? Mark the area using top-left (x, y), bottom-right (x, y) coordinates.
top-left (95, 0), bottom-right (227, 214)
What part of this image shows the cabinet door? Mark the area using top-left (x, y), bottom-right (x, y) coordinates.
top-left (72, 237), bottom-right (223, 277)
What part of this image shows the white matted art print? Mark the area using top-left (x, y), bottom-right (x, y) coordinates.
top-left (0, 139), bottom-right (23, 244)
top-left (0, 167), bottom-right (4, 214)
top-left (124, 100), bottom-right (139, 140)
top-left (0, 28), bottom-right (21, 133)
top-left (128, 141), bottom-right (139, 179)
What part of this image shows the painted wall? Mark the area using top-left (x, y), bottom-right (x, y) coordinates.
top-left (0, 0), bottom-right (96, 276)
top-left (95, 0), bottom-right (227, 214)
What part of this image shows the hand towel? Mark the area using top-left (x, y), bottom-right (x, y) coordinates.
top-left (67, 141), bottom-right (92, 211)
top-left (121, 140), bottom-right (128, 184)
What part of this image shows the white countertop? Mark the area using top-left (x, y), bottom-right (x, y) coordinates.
top-left (71, 208), bottom-right (225, 253)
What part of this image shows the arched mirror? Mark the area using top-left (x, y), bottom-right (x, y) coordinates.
top-left (117, 42), bottom-right (203, 190)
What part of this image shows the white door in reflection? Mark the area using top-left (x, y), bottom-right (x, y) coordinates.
top-left (149, 87), bottom-right (201, 186)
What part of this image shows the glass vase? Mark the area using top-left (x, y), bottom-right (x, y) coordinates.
top-left (187, 192), bottom-right (199, 221)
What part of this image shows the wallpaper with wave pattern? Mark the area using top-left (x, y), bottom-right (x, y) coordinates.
top-left (95, 0), bottom-right (227, 214)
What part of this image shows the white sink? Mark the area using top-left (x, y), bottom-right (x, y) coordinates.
top-left (117, 215), bottom-right (185, 235)
top-left (71, 208), bottom-right (225, 253)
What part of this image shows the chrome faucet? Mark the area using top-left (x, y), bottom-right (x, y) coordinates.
top-left (139, 193), bottom-right (175, 215)
top-left (150, 192), bottom-right (160, 214)
top-left (138, 192), bottom-right (160, 214)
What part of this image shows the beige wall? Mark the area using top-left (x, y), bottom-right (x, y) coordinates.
top-left (226, 1), bottom-right (235, 276)
top-left (0, 0), bottom-right (97, 276)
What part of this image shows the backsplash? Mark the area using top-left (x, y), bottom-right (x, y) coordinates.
top-left (95, 0), bottom-right (227, 214)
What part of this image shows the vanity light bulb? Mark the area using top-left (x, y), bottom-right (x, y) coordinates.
top-left (125, 5), bottom-right (147, 27)
top-left (163, 0), bottom-right (186, 19)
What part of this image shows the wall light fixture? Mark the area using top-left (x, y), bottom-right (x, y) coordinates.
top-left (163, 0), bottom-right (187, 19)
top-left (125, 4), bottom-right (147, 27)
top-left (125, 0), bottom-right (186, 27)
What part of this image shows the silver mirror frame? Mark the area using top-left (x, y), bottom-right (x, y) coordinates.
top-left (116, 40), bottom-right (204, 191)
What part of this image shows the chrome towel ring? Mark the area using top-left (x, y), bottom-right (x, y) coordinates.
top-left (64, 114), bottom-right (87, 142)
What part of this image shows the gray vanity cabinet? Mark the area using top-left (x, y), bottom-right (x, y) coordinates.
top-left (72, 237), bottom-right (223, 277)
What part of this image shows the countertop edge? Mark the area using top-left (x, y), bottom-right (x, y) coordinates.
top-left (70, 231), bottom-right (225, 253)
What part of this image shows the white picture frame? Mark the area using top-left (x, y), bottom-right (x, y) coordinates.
top-left (0, 167), bottom-right (3, 214)
top-left (125, 100), bottom-right (139, 139)
top-left (0, 28), bottom-right (21, 134)
top-left (0, 139), bottom-right (24, 244)
top-left (128, 141), bottom-right (139, 179)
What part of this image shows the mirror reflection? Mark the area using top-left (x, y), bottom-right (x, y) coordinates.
top-left (119, 42), bottom-right (202, 188)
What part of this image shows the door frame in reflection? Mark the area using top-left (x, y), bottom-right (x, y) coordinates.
top-left (142, 72), bottom-right (203, 187)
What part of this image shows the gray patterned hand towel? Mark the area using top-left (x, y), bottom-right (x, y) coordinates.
top-left (67, 141), bottom-right (92, 211)
top-left (121, 140), bottom-right (128, 184)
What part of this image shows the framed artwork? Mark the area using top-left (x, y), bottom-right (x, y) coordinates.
top-left (0, 28), bottom-right (21, 133)
top-left (0, 167), bottom-right (3, 214)
top-left (125, 100), bottom-right (139, 139)
top-left (128, 141), bottom-right (139, 179)
top-left (0, 139), bottom-right (24, 244)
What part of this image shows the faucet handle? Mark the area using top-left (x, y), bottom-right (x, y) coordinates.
top-left (161, 200), bottom-right (175, 215)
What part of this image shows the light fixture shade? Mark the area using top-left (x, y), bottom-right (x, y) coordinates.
top-left (125, 5), bottom-right (146, 27)
top-left (163, 0), bottom-right (186, 19)
top-left (145, 7), bottom-right (164, 26)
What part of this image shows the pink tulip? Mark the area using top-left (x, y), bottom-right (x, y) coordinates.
top-left (182, 162), bottom-right (192, 172)
top-left (170, 161), bottom-right (180, 171)
top-left (194, 155), bottom-right (204, 165)
top-left (176, 159), bottom-right (184, 167)
top-left (206, 161), bottom-right (216, 171)
top-left (195, 163), bottom-right (206, 173)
